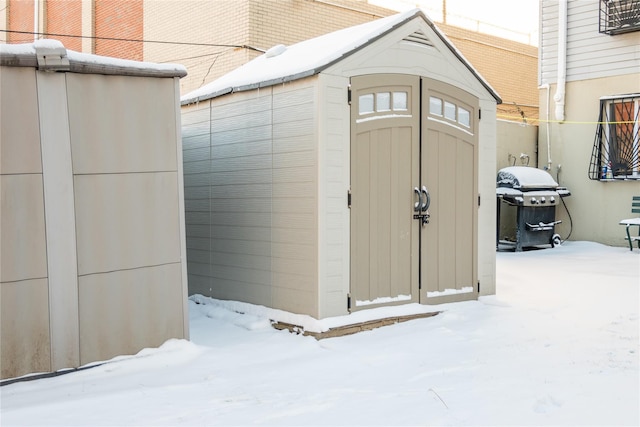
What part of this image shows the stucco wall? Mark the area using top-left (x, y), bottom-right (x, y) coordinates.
top-left (495, 119), bottom-right (540, 242)
top-left (538, 75), bottom-right (640, 246)
top-left (496, 119), bottom-right (538, 171)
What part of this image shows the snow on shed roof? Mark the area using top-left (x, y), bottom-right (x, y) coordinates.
top-left (181, 8), bottom-right (501, 106)
top-left (0, 40), bottom-right (187, 78)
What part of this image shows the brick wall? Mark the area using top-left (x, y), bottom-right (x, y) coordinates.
top-left (248, 0), bottom-right (392, 50)
top-left (161, 0), bottom-right (537, 120)
top-left (143, 0), bottom-right (392, 95)
top-left (144, 0), bottom-right (253, 95)
top-left (7, 0), bottom-right (36, 44)
top-left (3, 0), bottom-right (538, 117)
top-left (95, 0), bottom-right (143, 60)
top-left (46, 0), bottom-right (82, 51)
top-left (438, 22), bottom-right (539, 121)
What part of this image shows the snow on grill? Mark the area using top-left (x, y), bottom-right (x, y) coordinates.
top-left (496, 166), bottom-right (571, 251)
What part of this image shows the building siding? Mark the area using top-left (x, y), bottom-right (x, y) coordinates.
top-left (540, 0), bottom-right (640, 84)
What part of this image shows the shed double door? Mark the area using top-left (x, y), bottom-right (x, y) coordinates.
top-left (350, 74), bottom-right (478, 309)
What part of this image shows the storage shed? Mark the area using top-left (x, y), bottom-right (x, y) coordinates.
top-left (181, 9), bottom-right (501, 319)
top-left (1, 40), bottom-right (189, 379)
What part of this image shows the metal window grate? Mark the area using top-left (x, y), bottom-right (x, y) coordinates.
top-left (599, 0), bottom-right (640, 35)
top-left (588, 95), bottom-right (640, 180)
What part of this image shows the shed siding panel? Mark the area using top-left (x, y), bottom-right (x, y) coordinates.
top-left (67, 74), bottom-right (178, 174)
top-left (540, 0), bottom-right (640, 84)
top-left (317, 74), bottom-right (351, 318)
top-left (183, 84), bottom-right (319, 314)
top-left (0, 67), bottom-right (42, 175)
top-left (182, 91), bottom-right (274, 307)
top-left (271, 82), bottom-right (318, 316)
top-left (78, 263), bottom-right (184, 365)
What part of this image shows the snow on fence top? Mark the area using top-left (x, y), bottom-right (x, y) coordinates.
top-left (0, 40), bottom-right (187, 78)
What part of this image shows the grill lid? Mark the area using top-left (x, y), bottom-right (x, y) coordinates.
top-left (497, 166), bottom-right (558, 190)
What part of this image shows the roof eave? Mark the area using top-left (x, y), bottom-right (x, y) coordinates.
top-left (181, 9), bottom-right (425, 106)
top-left (181, 8), bottom-right (502, 105)
top-left (181, 70), bottom-right (318, 106)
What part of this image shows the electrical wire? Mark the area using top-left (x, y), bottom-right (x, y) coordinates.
top-left (159, 50), bottom-right (229, 64)
top-left (560, 196), bottom-right (573, 242)
top-left (0, 29), bottom-right (265, 52)
top-left (200, 50), bottom-right (228, 88)
top-left (556, 168), bottom-right (573, 242)
top-left (497, 113), bottom-right (636, 125)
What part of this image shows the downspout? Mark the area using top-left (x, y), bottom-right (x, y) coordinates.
top-left (553, 0), bottom-right (567, 125)
top-left (539, 83), bottom-right (551, 169)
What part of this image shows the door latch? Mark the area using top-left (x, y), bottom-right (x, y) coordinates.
top-left (413, 212), bottom-right (430, 225)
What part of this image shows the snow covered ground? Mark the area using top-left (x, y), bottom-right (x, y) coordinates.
top-left (1, 241), bottom-right (638, 426)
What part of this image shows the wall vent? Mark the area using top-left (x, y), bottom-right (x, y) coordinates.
top-left (402, 31), bottom-right (435, 48)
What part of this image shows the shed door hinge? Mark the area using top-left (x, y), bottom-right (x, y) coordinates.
top-left (347, 86), bottom-right (352, 105)
top-left (347, 294), bottom-right (352, 311)
top-left (348, 189), bottom-right (352, 208)
top-left (478, 194), bottom-right (481, 207)
top-left (477, 281), bottom-right (480, 293)
top-left (478, 108), bottom-right (482, 120)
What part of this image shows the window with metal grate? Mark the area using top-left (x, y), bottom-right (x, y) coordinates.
top-left (599, 0), bottom-right (640, 35)
top-left (589, 94), bottom-right (640, 180)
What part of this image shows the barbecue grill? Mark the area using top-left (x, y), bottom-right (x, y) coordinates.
top-left (496, 166), bottom-right (570, 251)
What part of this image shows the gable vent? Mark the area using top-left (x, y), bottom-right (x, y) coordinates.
top-left (402, 31), bottom-right (435, 48)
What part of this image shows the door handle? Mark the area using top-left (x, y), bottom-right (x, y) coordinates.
top-left (414, 187), bottom-right (421, 211)
top-left (413, 185), bottom-right (431, 226)
top-left (421, 186), bottom-right (431, 212)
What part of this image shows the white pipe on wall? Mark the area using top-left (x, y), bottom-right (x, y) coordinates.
top-left (539, 83), bottom-right (552, 169)
top-left (553, 0), bottom-right (567, 123)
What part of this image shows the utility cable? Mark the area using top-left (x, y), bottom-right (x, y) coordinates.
top-left (0, 29), bottom-right (265, 52)
top-left (556, 168), bottom-right (573, 242)
top-left (497, 113), bottom-right (636, 125)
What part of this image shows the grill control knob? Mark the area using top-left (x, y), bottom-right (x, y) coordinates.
top-left (530, 197), bottom-right (537, 205)
top-left (540, 197), bottom-right (546, 204)
top-left (550, 196), bottom-right (556, 204)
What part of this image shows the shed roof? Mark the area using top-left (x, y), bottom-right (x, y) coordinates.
top-left (0, 39), bottom-right (187, 78)
top-left (181, 8), bottom-right (501, 105)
